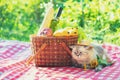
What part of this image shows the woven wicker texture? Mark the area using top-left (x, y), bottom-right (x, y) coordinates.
top-left (31, 35), bottom-right (78, 67)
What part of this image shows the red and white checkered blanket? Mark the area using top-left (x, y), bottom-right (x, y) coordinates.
top-left (0, 40), bottom-right (120, 80)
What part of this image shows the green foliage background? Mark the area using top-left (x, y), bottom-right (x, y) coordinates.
top-left (0, 0), bottom-right (120, 45)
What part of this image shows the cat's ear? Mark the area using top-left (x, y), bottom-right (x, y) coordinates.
top-left (86, 46), bottom-right (93, 50)
top-left (69, 45), bottom-right (75, 49)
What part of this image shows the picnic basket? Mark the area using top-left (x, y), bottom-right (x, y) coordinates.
top-left (30, 35), bottom-right (78, 67)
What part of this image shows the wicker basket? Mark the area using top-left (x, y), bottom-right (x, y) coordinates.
top-left (30, 35), bottom-right (78, 67)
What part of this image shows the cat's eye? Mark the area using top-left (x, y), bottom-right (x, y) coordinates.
top-left (74, 52), bottom-right (79, 56)
top-left (79, 52), bottom-right (82, 55)
top-left (74, 52), bottom-right (77, 54)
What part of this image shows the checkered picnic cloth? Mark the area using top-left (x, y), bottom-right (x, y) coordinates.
top-left (0, 40), bottom-right (120, 80)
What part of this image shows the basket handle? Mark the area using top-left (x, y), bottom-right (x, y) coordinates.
top-left (25, 43), bottom-right (47, 66)
top-left (60, 42), bottom-right (72, 57)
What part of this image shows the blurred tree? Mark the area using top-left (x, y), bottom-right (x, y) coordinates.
top-left (0, 0), bottom-right (120, 45)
